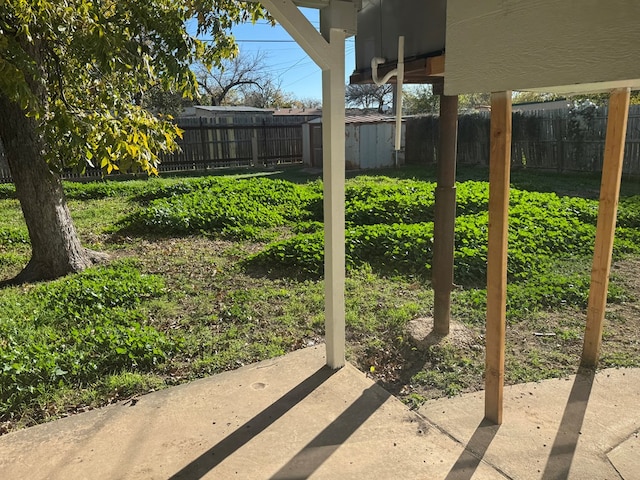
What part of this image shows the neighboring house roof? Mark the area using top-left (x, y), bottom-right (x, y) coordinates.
top-left (194, 105), bottom-right (274, 114)
top-left (179, 105), bottom-right (274, 118)
top-left (273, 108), bottom-right (322, 116)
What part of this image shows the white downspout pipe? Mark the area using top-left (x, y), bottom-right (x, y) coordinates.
top-left (371, 36), bottom-right (404, 166)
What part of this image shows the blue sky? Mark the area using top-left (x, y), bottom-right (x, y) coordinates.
top-left (222, 8), bottom-right (356, 102)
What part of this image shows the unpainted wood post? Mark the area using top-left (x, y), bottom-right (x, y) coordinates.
top-left (581, 87), bottom-right (630, 367)
top-left (485, 91), bottom-right (512, 425)
top-left (432, 94), bottom-right (459, 335)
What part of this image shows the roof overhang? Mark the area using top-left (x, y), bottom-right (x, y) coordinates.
top-left (350, 53), bottom-right (445, 85)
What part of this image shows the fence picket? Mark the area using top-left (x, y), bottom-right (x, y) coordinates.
top-left (406, 104), bottom-right (640, 175)
top-left (0, 119), bottom-right (305, 183)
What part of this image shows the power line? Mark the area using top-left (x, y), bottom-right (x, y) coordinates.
top-left (202, 39), bottom-right (296, 43)
top-left (200, 38), bottom-right (355, 44)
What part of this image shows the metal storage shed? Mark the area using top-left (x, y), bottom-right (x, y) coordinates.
top-left (303, 114), bottom-right (405, 169)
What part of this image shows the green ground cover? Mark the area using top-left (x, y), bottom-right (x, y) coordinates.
top-left (1, 165), bottom-right (639, 433)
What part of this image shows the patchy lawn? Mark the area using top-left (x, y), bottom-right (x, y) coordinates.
top-left (1, 166), bottom-right (639, 434)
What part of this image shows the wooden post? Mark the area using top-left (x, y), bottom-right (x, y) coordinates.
top-left (321, 28), bottom-right (347, 369)
top-left (485, 91), bottom-right (512, 425)
top-left (581, 88), bottom-right (630, 367)
top-left (432, 94), bottom-right (459, 335)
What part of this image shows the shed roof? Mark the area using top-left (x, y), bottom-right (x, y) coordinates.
top-left (309, 113), bottom-right (401, 125)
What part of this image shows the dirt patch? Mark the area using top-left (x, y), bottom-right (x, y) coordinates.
top-left (405, 316), bottom-right (480, 350)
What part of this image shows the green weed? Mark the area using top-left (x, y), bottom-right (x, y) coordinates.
top-left (3, 168), bottom-right (640, 433)
top-left (0, 262), bottom-right (173, 421)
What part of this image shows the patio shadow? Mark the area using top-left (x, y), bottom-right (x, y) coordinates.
top-left (269, 383), bottom-right (391, 479)
top-left (541, 367), bottom-right (595, 479)
top-left (168, 366), bottom-right (336, 480)
top-left (444, 418), bottom-right (500, 480)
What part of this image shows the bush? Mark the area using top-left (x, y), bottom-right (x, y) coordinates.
top-left (248, 222), bottom-right (435, 278)
top-left (62, 181), bottom-right (140, 200)
top-left (344, 176), bottom-right (436, 225)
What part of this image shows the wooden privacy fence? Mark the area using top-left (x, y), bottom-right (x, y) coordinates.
top-left (6, 106), bottom-right (640, 182)
top-left (157, 117), bottom-right (304, 171)
top-left (0, 117), bottom-right (304, 183)
top-left (406, 105), bottom-right (640, 175)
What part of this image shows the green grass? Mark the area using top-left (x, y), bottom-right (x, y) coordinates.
top-left (1, 165), bottom-right (640, 431)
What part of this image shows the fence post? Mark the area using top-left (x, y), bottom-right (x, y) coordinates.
top-left (251, 129), bottom-right (259, 166)
top-left (199, 117), bottom-right (207, 168)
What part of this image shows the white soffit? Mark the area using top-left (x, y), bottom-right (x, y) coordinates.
top-left (444, 0), bottom-right (640, 95)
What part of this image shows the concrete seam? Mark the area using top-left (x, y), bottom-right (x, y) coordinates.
top-left (604, 428), bottom-right (640, 456)
top-left (604, 456), bottom-right (625, 480)
top-left (412, 409), bottom-right (515, 479)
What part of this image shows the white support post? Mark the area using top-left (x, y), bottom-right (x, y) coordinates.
top-left (258, 0), bottom-right (354, 369)
top-left (321, 27), bottom-right (347, 370)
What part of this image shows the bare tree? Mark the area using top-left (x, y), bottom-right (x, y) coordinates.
top-left (295, 97), bottom-right (322, 109)
top-left (345, 83), bottom-right (393, 113)
top-left (195, 51), bottom-right (269, 106)
top-left (241, 78), bottom-right (296, 108)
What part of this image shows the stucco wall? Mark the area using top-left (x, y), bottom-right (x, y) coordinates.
top-left (445, 0), bottom-right (640, 95)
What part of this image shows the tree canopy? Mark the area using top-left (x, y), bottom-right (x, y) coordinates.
top-left (0, 0), bottom-right (265, 175)
top-left (345, 83), bottom-right (393, 113)
top-left (194, 50), bottom-right (317, 109)
top-left (403, 85), bottom-right (440, 115)
top-left (0, 0), bottom-right (267, 283)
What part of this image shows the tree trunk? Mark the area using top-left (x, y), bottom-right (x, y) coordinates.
top-left (0, 94), bottom-right (108, 284)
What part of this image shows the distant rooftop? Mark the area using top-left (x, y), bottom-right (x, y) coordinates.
top-left (273, 108), bottom-right (322, 116)
top-left (194, 105), bottom-right (273, 114)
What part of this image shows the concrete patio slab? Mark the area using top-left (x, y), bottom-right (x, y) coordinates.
top-left (1, 345), bottom-right (638, 479)
top-left (420, 368), bottom-right (640, 480)
top-left (608, 430), bottom-right (640, 480)
top-left (0, 345), bottom-right (503, 480)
